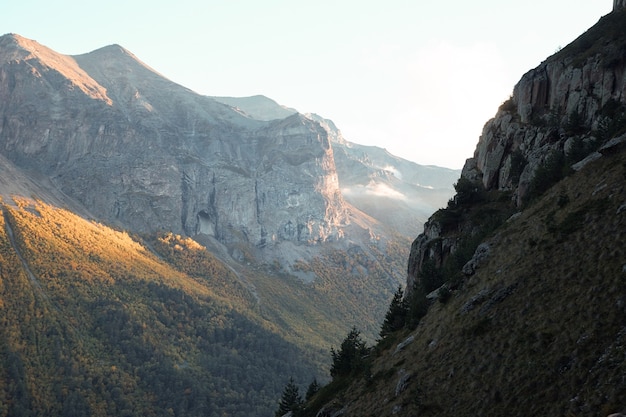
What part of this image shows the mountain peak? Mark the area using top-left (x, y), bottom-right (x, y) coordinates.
top-left (73, 41), bottom-right (177, 91)
top-left (80, 43), bottom-right (139, 61)
top-left (0, 33), bottom-right (111, 104)
top-left (1, 32), bottom-right (37, 46)
top-left (0, 32), bottom-right (49, 60)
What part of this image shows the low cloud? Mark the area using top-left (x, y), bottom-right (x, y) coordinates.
top-left (381, 165), bottom-right (402, 180)
top-left (342, 181), bottom-right (407, 200)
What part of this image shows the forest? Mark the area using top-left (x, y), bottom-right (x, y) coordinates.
top-left (0, 197), bottom-right (408, 416)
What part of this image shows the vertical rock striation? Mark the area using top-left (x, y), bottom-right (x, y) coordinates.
top-left (0, 34), bottom-right (349, 256)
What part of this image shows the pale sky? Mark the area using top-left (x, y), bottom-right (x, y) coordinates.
top-left (1, 1), bottom-right (612, 169)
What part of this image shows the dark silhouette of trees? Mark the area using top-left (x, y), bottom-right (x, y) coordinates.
top-left (305, 378), bottom-right (320, 400)
top-left (379, 286), bottom-right (408, 338)
top-left (330, 327), bottom-right (369, 379)
top-left (275, 377), bottom-right (303, 417)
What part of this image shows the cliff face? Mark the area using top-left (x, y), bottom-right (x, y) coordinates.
top-left (470, 9), bottom-right (626, 200)
top-left (209, 98), bottom-right (461, 239)
top-left (0, 34), bottom-right (349, 253)
top-left (303, 8), bottom-right (626, 417)
top-left (408, 8), bottom-right (626, 291)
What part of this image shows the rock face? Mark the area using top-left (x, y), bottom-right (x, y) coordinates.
top-left (474, 8), bottom-right (626, 199)
top-left (0, 33), bottom-right (459, 270)
top-left (615, 0), bottom-right (626, 11)
top-left (0, 34), bottom-right (350, 255)
top-left (407, 9), bottom-right (626, 291)
top-left (212, 99), bottom-right (460, 239)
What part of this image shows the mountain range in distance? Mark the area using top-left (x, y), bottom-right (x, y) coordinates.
top-left (0, 32), bottom-right (460, 417)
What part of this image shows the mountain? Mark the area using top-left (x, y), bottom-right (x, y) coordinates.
top-left (0, 33), bottom-right (457, 416)
top-left (0, 33), bottom-right (455, 267)
top-left (297, 6), bottom-right (626, 417)
top-left (0, 193), bottom-right (316, 417)
top-left (210, 97), bottom-right (460, 238)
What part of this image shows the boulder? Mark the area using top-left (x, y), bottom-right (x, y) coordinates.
top-left (462, 243), bottom-right (491, 276)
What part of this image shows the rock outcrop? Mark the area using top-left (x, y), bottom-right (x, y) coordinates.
top-left (212, 98), bottom-right (461, 239)
top-left (472, 9), bottom-right (626, 202)
top-left (407, 8), bottom-right (626, 290)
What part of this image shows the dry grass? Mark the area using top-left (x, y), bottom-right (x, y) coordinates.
top-left (312, 146), bottom-right (626, 417)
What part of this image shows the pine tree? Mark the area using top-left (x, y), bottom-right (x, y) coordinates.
top-left (330, 327), bottom-right (369, 379)
top-left (379, 286), bottom-right (408, 338)
top-left (275, 377), bottom-right (302, 417)
top-left (305, 378), bottom-right (320, 400)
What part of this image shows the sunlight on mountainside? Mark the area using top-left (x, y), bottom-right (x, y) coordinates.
top-left (5, 197), bottom-right (211, 296)
top-left (3, 34), bottom-right (112, 104)
top-left (0, 197), bottom-right (325, 416)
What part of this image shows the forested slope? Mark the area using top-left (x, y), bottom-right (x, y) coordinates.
top-left (0, 197), bottom-right (352, 417)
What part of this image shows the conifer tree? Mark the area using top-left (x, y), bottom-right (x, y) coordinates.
top-left (305, 378), bottom-right (320, 400)
top-left (379, 286), bottom-right (408, 338)
top-left (330, 327), bottom-right (369, 379)
top-left (275, 377), bottom-right (302, 417)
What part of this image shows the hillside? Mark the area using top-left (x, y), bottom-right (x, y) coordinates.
top-left (295, 6), bottom-right (626, 417)
top-left (302, 143), bottom-right (626, 417)
top-left (0, 195), bottom-right (318, 417)
top-left (0, 32), bottom-right (456, 416)
top-left (0, 31), bottom-right (456, 342)
top-left (0, 154), bottom-right (415, 416)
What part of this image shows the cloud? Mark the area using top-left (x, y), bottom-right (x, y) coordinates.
top-left (342, 181), bottom-right (407, 201)
top-left (381, 165), bottom-right (403, 180)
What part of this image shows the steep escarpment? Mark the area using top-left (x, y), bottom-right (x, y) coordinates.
top-left (408, 8), bottom-right (626, 292)
top-left (305, 147), bottom-right (626, 416)
top-left (211, 98), bottom-right (460, 239)
top-left (0, 34), bottom-right (351, 255)
top-left (298, 6), bottom-right (626, 417)
top-left (468, 8), bottom-right (626, 201)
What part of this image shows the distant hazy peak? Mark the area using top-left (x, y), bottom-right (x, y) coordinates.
top-left (212, 95), bottom-right (297, 121)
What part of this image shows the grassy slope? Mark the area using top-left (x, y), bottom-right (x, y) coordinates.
top-left (307, 145), bottom-right (626, 417)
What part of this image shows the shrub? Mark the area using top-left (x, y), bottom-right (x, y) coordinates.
top-left (509, 150), bottom-right (528, 185)
top-left (499, 97), bottom-right (517, 113)
top-left (564, 110), bottom-right (587, 135)
top-left (453, 177), bottom-right (486, 206)
top-left (525, 150), bottom-right (568, 203)
top-left (437, 286), bottom-right (452, 304)
top-left (566, 136), bottom-right (598, 165)
top-left (596, 99), bottom-right (626, 143)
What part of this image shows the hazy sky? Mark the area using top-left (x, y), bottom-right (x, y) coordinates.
top-left (1, 1), bottom-right (612, 168)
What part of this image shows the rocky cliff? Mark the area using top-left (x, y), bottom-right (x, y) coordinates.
top-left (408, 7), bottom-right (626, 291)
top-left (0, 34), bottom-right (458, 276)
top-left (468, 9), bottom-right (626, 200)
top-left (211, 98), bottom-right (461, 239)
top-left (0, 35), bottom-right (353, 259)
top-left (298, 6), bottom-right (626, 417)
